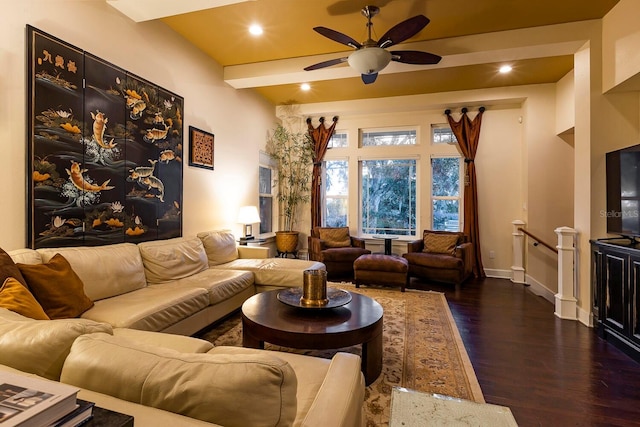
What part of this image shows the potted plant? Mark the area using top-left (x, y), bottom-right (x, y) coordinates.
top-left (266, 123), bottom-right (315, 255)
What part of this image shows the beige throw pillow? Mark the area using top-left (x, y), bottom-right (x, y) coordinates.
top-left (422, 233), bottom-right (460, 255)
top-left (318, 227), bottom-right (351, 248)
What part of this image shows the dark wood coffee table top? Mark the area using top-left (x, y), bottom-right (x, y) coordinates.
top-left (241, 288), bottom-right (384, 384)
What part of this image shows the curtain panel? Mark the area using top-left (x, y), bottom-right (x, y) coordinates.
top-left (307, 116), bottom-right (338, 230)
top-left (445, 107), bottom-right (486, 278)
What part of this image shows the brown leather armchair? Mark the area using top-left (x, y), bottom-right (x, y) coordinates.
top-left (308, 226), bottom-right (371, 279)
top-left (402, 230), bottom-right (473, 286)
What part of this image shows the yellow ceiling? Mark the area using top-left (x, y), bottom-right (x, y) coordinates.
top-left (120, 0), bottom-right (620, 105)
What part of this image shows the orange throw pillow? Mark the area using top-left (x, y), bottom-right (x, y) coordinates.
top-left (17, 253), bottom-right (94, 319)
top-left (422, 233), bottom-right (460, 255)
top-left (0, 277), bottom-right (50, 320)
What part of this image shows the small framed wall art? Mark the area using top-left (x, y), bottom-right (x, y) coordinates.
top-left (189, 126), bottom-right (215, 170)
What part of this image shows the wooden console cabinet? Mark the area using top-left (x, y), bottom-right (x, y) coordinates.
top-left (591, 239), bottom-right (640, 362)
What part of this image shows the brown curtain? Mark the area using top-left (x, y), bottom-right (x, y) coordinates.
top-left (445, 107), bottom-right (486, 278)
top-left (307, 116), bottom-right (338, 230)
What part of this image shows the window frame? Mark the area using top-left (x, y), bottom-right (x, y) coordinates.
top-left (321, 158), bottom-right (349, 228)
top-left (430, 155), bottom-right (463, 232)
top-left (258, 151), bottom-right (276, 236)
top-left (359, 156), bottom-right (418, 237)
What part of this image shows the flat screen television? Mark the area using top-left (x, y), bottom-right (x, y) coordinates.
top-left (606, 144), bottom-right (640, 239)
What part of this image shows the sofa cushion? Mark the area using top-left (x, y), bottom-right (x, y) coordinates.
top-left (403, 251), bottom-right (464, 269)
top-left (318, 227), bottom-right (351, 248)
top-left (61, 333), bottom-right (298, 427)
top-left (36, 243), bottom-right (147, 301)
top-left (138, 237), bottom-right (208, 284)
top-left (320, 247), bottom-right (370, 262)
top-left (17, 253), bottom-right (94, 319)
top-left (81, 285), bottom-right (210, 331)
top-left (112, 328), bottom-right (214, 353)
top-left (172, 269), bottom-right (254, 305)
top-left (197, 230), bottom-right (239, 266)
top-left (212, 258), bottom-right (326, 287)
top-left (209, 346), bottom-right (331, 425)
top-left (0, 308), bottom-right (112, 380)
top-left (7, 248), bottom-right (42, 266)
top-left (0, 277), bottom-right (49, 320)
top-left (422, 232), bottom-right (460, 255)
top-left (0, 247), bottom-right (29, 289)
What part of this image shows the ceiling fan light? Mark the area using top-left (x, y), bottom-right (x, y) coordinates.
top-left (348, 47), bottom-right (392, 75)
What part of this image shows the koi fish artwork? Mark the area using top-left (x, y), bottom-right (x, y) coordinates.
top-left (141, 175), bottom-right (165, 202)
top-left (143, 123), bottom-right (170, 144)
top-left (125, 89), bottom-right (146, 120)
top-left (159, 150), bottom-right (176, 163)
top-left (91, 110), bottom-right (117, 149)
top-left (128, 159), bottom-right (158, 180)
top-left (65, 161), bottom-right (114, 192)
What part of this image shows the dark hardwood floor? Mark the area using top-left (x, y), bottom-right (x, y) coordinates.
top-left (409, 276), bottom-right (640, 427)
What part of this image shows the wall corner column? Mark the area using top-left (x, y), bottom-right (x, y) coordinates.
top-left (554, 226), bottom-right (578, 320)
top-left (511, 220), bottom-right (526, 284)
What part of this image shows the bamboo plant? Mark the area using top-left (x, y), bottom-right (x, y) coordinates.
top-left (266, 123), bottom-right (315, 232)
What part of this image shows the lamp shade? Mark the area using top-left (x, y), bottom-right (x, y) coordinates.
top-left (348, 47), bottom-right (392, 75)
top-left (237, 206), bottom-right (261, 224)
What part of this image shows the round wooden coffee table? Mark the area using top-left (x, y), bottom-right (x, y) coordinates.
top-left (241, 288), bottom-right (383, 385)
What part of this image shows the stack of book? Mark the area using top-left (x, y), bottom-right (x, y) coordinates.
top-left (0, 372), bottom-right (94, 427)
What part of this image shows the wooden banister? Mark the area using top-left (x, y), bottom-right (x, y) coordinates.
top-left (517, 227), bottom-right (558, 254)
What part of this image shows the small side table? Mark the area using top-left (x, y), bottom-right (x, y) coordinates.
top-left (390, 387), bottom-right (517, 427)
top-left (86, 406), bottom-right (134, 426)
top-left (372, 235), bottom-right (399, 255)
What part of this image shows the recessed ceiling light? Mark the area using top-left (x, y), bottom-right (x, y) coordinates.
top-left (499, 65), bottom-right (513, 74)
top-left (300, 83), bottom-right (311, 91)
top-left (249, 24), bottom-right (263, 36)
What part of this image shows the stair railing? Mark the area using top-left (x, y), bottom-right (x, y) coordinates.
top-left (511, 220), bottom-right (578, 321)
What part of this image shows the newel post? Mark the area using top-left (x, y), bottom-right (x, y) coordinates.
top-left (554, 226), bottom-right (578, 320)
top-left (511, 220), bottom-right (526, 284)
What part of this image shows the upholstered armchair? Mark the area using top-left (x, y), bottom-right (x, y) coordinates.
top-left (308, 227), bottom-right (371, 279)
top-left (402, 230), bottom-right (473, 286)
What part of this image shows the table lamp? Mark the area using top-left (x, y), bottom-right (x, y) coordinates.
top-left (237, 205), bottom-right (261, 244)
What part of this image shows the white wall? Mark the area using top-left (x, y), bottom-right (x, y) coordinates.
top-left (602, 0), bottom-right (640, 92)
top-left (0, 1), bottom-right (276, 250)
top-left (296, 86), bottom-right (568, 278)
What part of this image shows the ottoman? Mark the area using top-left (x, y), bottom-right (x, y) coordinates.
top-left (354, 254), bottom-right (409, 292)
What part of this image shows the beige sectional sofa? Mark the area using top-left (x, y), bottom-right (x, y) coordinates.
top-left (0, 309), bottom-right (365, 426)
top-left (8, 230), bottom-right (325, 335)
top-left (0, 230), bottom-right (366, 426)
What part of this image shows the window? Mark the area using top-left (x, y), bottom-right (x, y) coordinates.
top-left (432, 124), bottom-right (457, 145)
top-left (259, 165), bottom-right (273, 234)
top-left (324, 160), bottom-right (348, 227)
top-left (361, 159), bottom-right (416, 236)
top-left (431, 157), bottom-right (461, 231)
top-left (361, 129), bottom-right (416, 147)
top-left (328, 132), bottom-right (347, 148)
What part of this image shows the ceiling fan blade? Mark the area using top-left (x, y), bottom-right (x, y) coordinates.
top-left (361, 73), bottom-right (378, 84)
top-left (377, 15), bottom-right (429, 48)
top-left (313, 27), bottom-right (362, 49)
top-left (304, 57), bottom-right (348, 71)
top-left (391, 50), bottom-right (442, 65)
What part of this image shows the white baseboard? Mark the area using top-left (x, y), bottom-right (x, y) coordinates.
top-left (577, 306), bottom-right (593, 327)
top-left (524, 274), bottom-right (555, 304)
top-left (484, 268), bottom-right (512, 279)
top-left (486, 270), bottom-right (555, 304)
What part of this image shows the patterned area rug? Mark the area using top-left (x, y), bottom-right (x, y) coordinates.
top-left (200, 283), bottom-right (484, 427)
